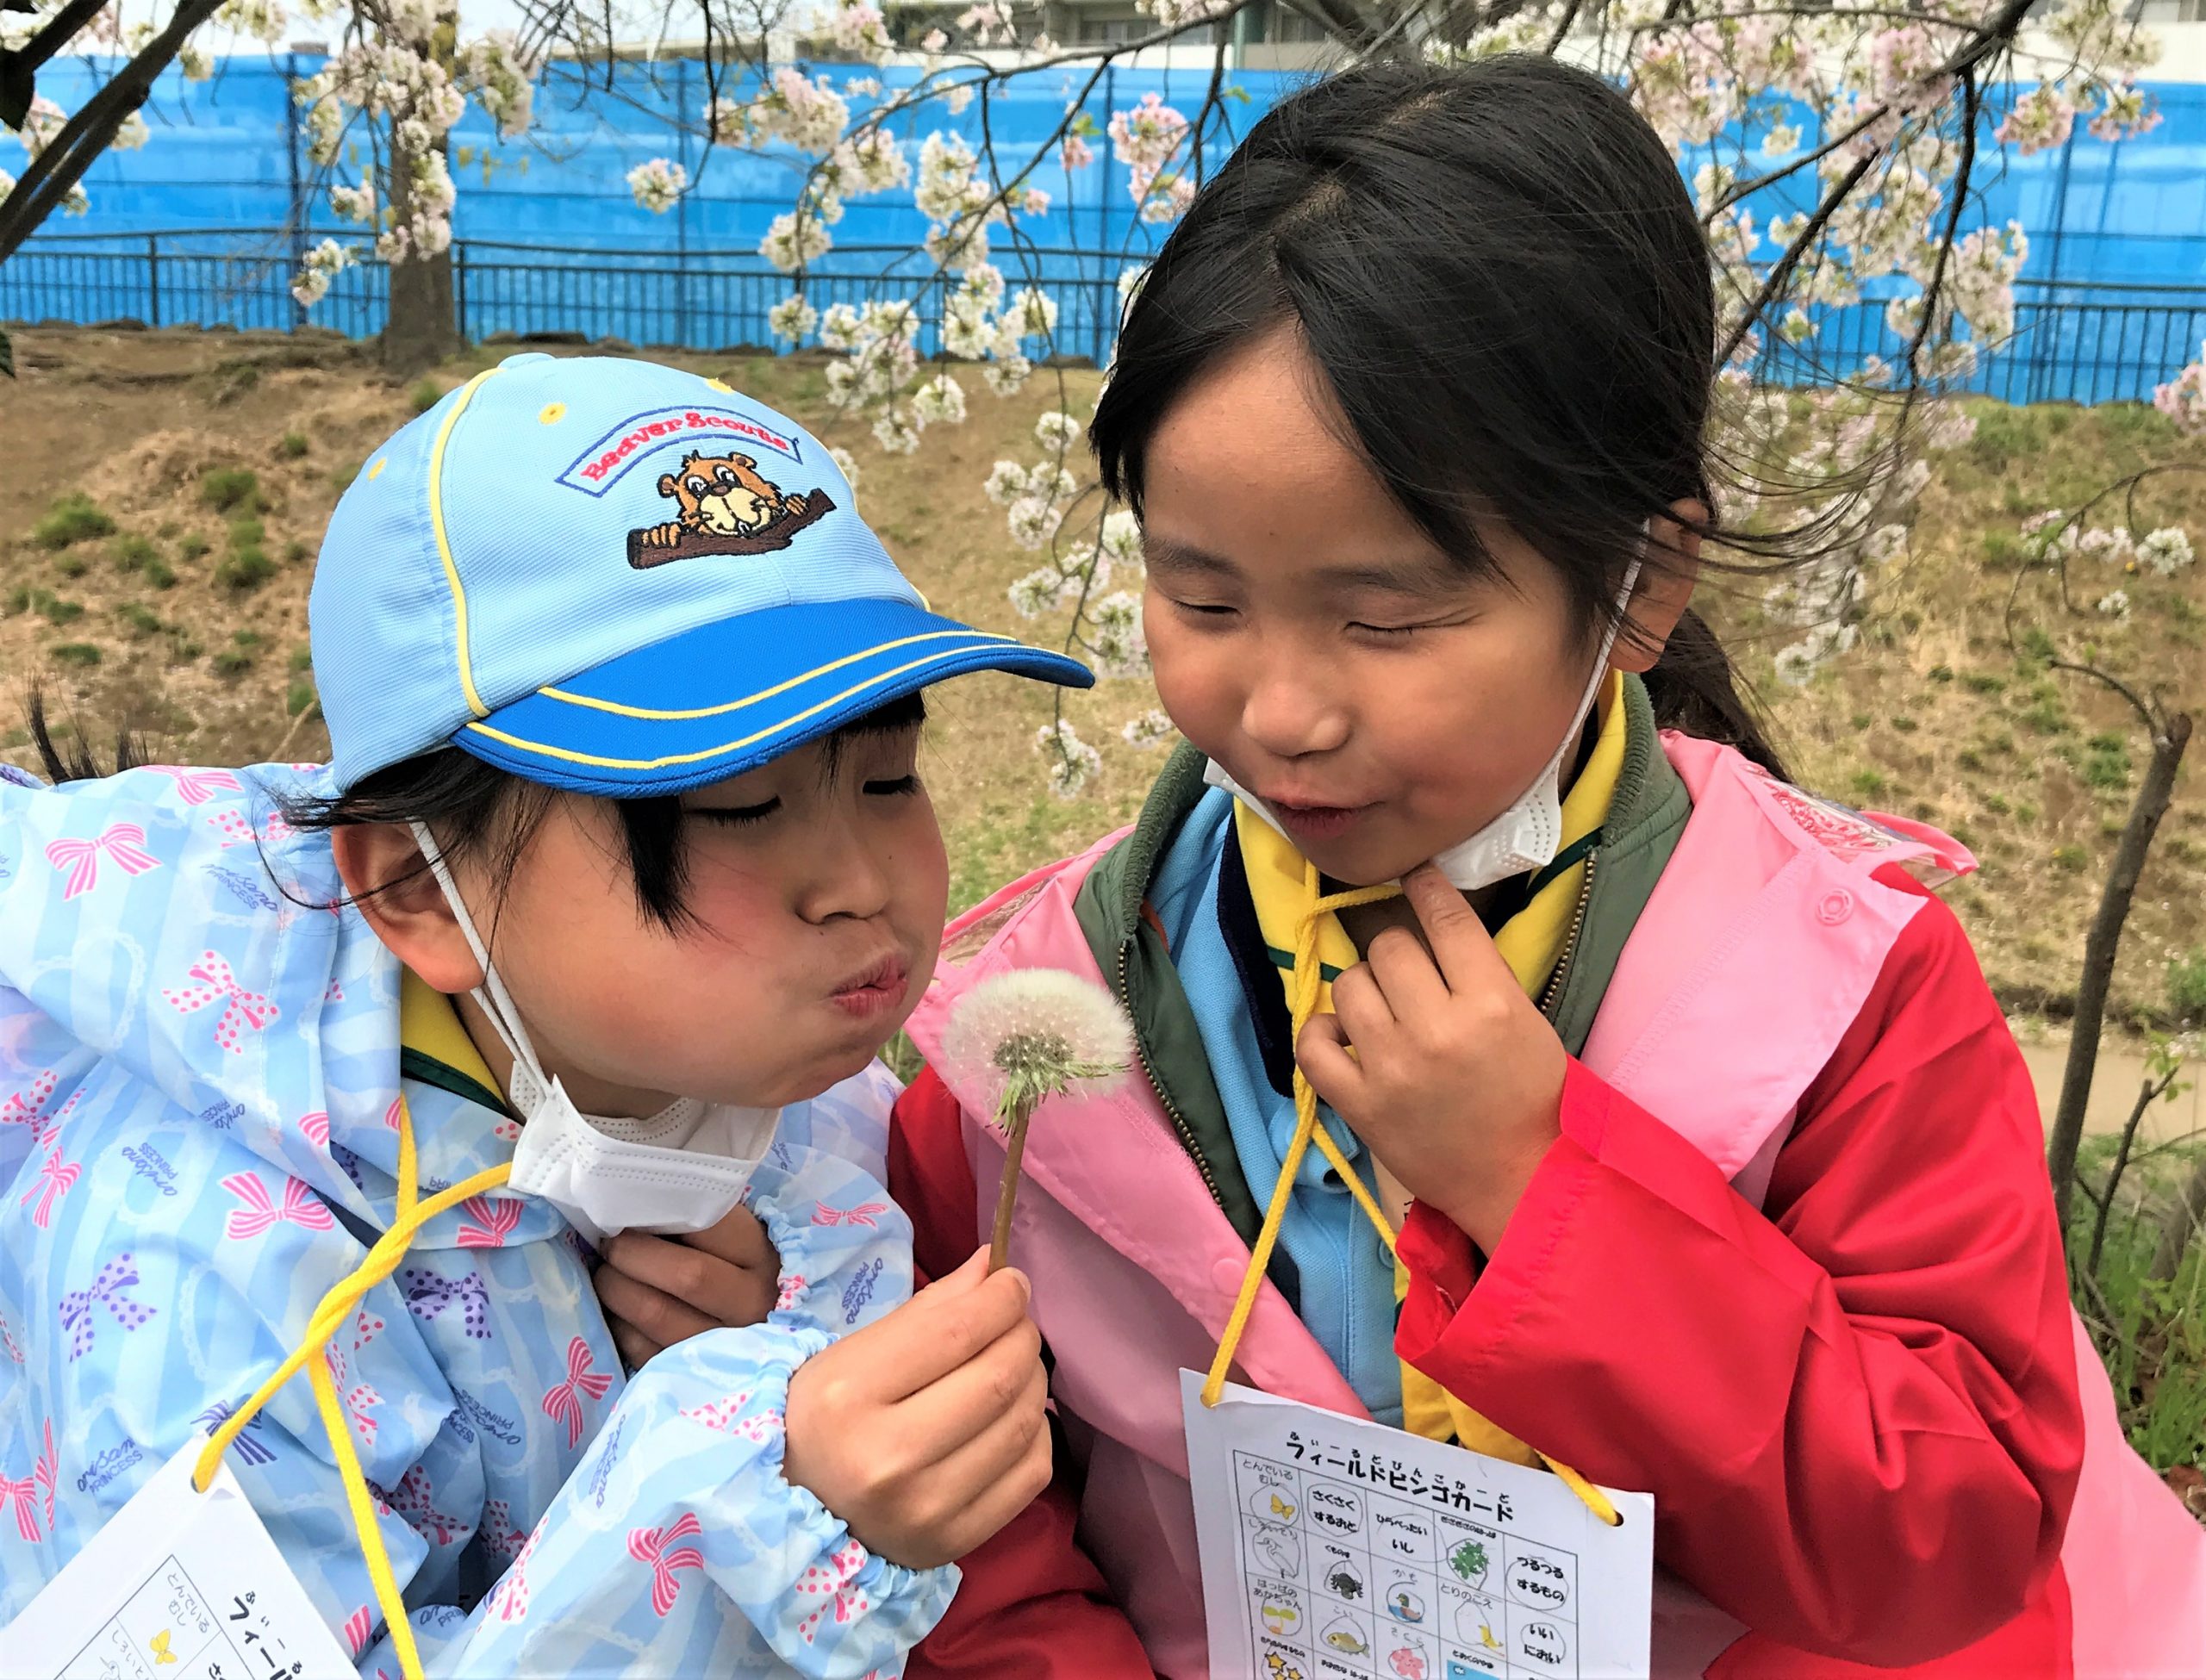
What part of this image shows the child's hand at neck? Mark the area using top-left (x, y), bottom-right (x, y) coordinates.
top-left (1295, 864), bottom-right (1567, 1255)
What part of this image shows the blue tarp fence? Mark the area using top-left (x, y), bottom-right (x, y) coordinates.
top-left (4, 53), bottom-right (2203, 401)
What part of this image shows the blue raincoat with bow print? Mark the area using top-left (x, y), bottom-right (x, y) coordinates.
top-left (0, 759), bottom-right (954, 1677)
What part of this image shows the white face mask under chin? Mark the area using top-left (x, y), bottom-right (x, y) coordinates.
top-left (408, 824), bottom-right (778, 1246)
top-left (1206, 556), bottom-right (1644, 894)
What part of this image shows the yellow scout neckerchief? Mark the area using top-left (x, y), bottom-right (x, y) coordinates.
top-left (1202, 674), bottom-right (1629, 1524)
top-left (194, 974), bottom-right (516, 1680)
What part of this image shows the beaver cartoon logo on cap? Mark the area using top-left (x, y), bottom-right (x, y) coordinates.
top-left (626, 451), bottom-right (835, 569)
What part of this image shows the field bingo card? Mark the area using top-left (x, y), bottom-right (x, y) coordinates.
top-left (1182, 1372), bottom-right (1654, 1680)
top-left (1, 1436), bottom-right (356, 1680)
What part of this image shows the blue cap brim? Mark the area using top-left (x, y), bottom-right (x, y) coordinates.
top-left (452, 596), bottom-right (1094, 796)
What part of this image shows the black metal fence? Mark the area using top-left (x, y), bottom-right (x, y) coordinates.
top-left (1753, 281), bottom-right (2206, 408)
top-left (0, 229), bottom-right (1136, 364)
top-left (6, 227), bottom-right (2203, 405)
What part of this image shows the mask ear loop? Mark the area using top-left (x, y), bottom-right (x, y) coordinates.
top-left (408, 821), bottom-right (548, 1113)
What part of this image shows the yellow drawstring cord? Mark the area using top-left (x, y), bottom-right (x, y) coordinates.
top-left (193, 1098), bottom-right (515, 1680)
top-left (1200, 862), bottom-right (1620, 1528)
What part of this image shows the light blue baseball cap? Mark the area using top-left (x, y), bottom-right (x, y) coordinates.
top-left (311, 352), bottom-right (1092, 796)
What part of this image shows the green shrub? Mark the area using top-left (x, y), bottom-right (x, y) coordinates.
top-left (289, 646), bottom-right (314, 673)
top-left (228, 516), bottom-right (265, 549)
top-left (32, 493), bottom-right (115, 550)
top-left (211, 650), bottom-right (255, 678)
top-left (1891, 715), bottom-right (1918, 732)
top-left (1849, 768), bottom-right (1889, 800)
top-left (409, 379), bottom-right (443, 414)
top-left (1957, 749), bottom-right (1986, 771)
top-left (215, 547), bottom-right (277, 590)
top-left (1961, 671), bottom-right (2006, 694)
top-left (332, 460), bottom-right (363, 492)
top-left (1929, 664), bottom-right (1954, 682)
top-left (287, 681), bottom-right (317, 716)
top-left (112, 533), bottom-right (160, 572)
top-left (54, 552), bottom-right (89, 578)
top-left (2052, 844), bottom-right (2089, 873)
top-left (280, 431), bottom-right (310, 459)
top-left (2083, 741), bottom-right (2132, 790)
top-left (39, 595), bottom-right (83, 626)
top-left (2171, 949), bottom-right (2206, 1024)
top-left (201, 467), bottom-right (264, 513)
top-left (285, 540), bottom-right (310, 563)
top-left (178, 534), bottom-right (210, 562)
top-left (1984, 793), bottom-right (2011, 815)
top-left (115, 602), bottom-right (162, 637)
top-left (49, 643), bottom-right (101, 668)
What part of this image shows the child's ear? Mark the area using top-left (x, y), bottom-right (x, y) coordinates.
top-left (1612, 500), bottom-right (1704, 674)
top-left (331, 823), bottom-right (486, 995)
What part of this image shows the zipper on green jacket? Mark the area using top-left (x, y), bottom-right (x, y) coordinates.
top-left (1117, 936), bottom-right (1230, 1215)
top-left (1536, 852), bottom-right (1599, 1024)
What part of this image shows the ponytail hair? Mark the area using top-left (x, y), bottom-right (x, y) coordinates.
top-left (25, 688), bottom-right (146, 785)
top-left (1642, 607), bottom-right (1789, 780)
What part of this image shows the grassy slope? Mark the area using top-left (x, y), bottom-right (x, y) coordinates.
top-left (3, 327), bottom-right (2200, 1024)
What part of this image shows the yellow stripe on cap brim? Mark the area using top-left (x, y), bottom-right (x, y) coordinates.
top-left (536, 628), bottom-right (1019, 722)
top-left (464, 639), bottom-right (1054, 773)
top-left (427, 366), bottom-right (505, 719)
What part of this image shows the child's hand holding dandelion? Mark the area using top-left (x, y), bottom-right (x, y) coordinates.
top-left (942, 969), bottom-right (1135, 1272)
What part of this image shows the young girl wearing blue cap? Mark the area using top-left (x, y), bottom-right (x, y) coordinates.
top-left (0, 353), bottom-right (1094, 1676)
top-left (888, 55), bottom-right (2206, 1680)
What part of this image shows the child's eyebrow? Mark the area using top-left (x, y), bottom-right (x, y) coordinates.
top-left (1311, 556), bottom-right (1464, 597)
top-left (1149, 534), bottom-right (1458, 597)
top-left (1143, 536), bottom-right (1239, 579)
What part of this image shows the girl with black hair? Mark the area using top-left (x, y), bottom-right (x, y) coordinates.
top-left (888, 53), bottom-right (2206, 1680)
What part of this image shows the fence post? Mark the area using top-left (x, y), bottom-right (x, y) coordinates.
top-left (2032, 120), bottom-right (2078, 406)
top-left (676, 55), bottom-right (694, 349)
top-left (1102, 64), bottom-right (1117, 256)
top-left (146, 233), bottom-right (160, 328)
top-left (286, 50), bottom-right (308, 330)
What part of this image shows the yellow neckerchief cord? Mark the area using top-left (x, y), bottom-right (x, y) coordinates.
top-left (1200, 683), bottom-right (1626, 1528)
top-left (193, 1092), bottom-right (510, 1680)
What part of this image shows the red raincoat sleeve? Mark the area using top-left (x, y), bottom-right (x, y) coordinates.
top-left (889, 1068), bottom-right (1159, 1679)
top-left (1396, 882), bottom-right (2085, 1670)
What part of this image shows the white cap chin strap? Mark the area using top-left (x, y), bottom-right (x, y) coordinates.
top-left (409, 822), bottom-right (552, 1117)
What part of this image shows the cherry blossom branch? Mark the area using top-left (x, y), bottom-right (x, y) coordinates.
top-left (1714, 151), bottom-right (1874, 368)
top-left (0, 0), bottom-right (224, 261)
top-left (4, 0), bottom-right (115, 97)
top-left (1899, 70), bottom-right (1980, 377)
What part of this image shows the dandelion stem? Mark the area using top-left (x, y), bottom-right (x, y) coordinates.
top-left (988, 1092), bottom-right (1038, 1273)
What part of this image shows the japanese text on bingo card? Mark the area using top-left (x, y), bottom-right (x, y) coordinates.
top-left (1181, 1372), bottom-right (1653, 1680)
